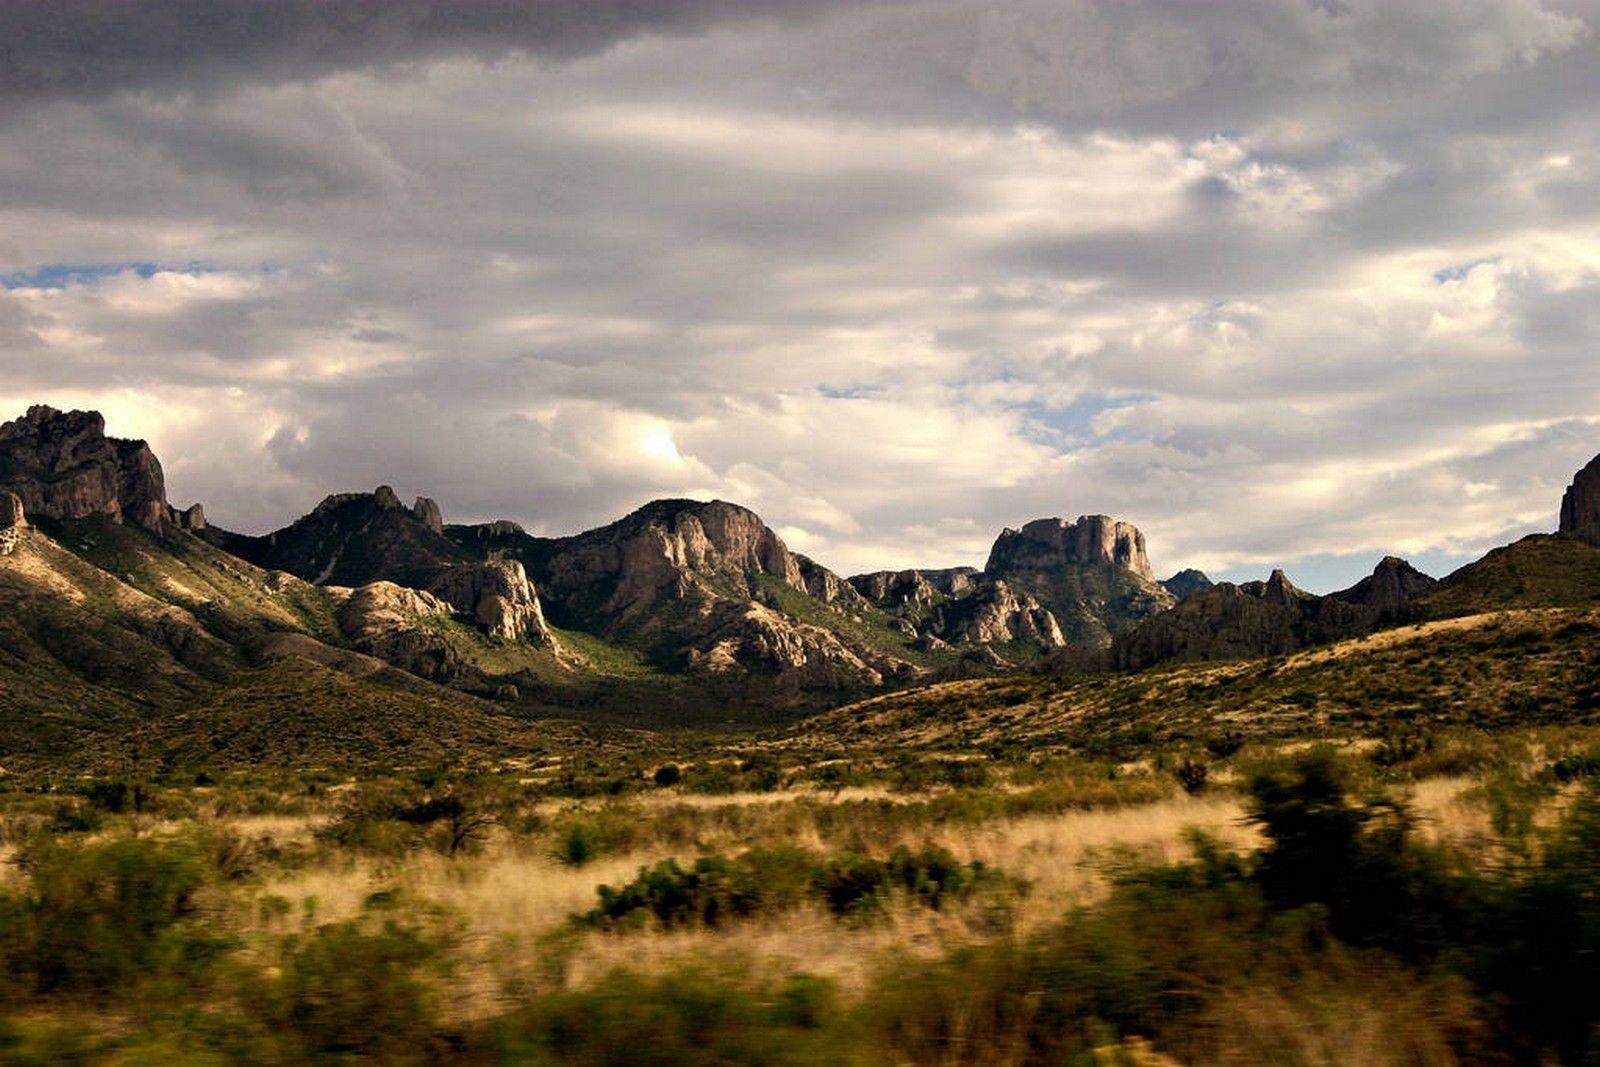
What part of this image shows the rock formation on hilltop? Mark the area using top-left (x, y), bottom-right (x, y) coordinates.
top-left (0, 405), bottom-right (203, 530)
top-left (848, 567), bottom-right (1065, 649)
top-left (1560, 452), bottom-right (1600, 545)
top-left (983, 515), bottom-right (1173, 646)
top-left (1160, 568), bottom-right (1214, 600)
top-left (207, 485), bottom-right (472, 588)
top-left (986, 515), bottom-right (1155, 581)
top-left (928, 579), bottom-right (1064, 646)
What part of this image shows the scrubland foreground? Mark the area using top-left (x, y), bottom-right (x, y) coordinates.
top-left (2, 653), bottom-right (1599, 1065)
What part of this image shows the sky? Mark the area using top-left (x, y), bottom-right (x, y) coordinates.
top-left (2, 0), bottom-right (1599, 591)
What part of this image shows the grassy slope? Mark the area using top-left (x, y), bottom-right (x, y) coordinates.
top-left (89, 656), bottom-right (588, 772)
top-left (1415, 534), bottom-right (1600, 619)
top-left (794, 608), bottom-right (1600, 752)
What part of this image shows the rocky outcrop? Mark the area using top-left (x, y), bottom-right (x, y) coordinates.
top-left (210, 485), bottom-right (471, 588)
top-left (929, 579), bottom-right (1064, 646)
top-left (527, 499), bottom-right (917, 689)
top-left (427, 559), bottom-right (554, 645)
top-left (987, 515), bottom-right (1155, 582)
top-left (533, 500), bottom-right (807, 621)
top-left (686, 601), bottom-right (890, 689)
top-left (847, 566), bottom-right (1064, 648)
top-left (849, 568), bottom-right (979, 617)
top-left (332, 581), bottom-right (466, 683)
top-left (0, 406), bottom-right (176, 529)
top-left (173, 503), bottom-right (207, 530)
top-left (0, 490), bottom-right (25, 555)
top-left (1560, 452), bottom-right (1600, 545)
top-left (1160, 568), bottom-right (1213, 600)
top-left (1330, 556), bottom-right (1436, 617)
top-left (1108, 560), bottom-right (1431, 671)
top-left (412, 496), bottom-right (444, 535)
top-left (1, 491), bottom-right (25, 530)
top-left (983, 514), bottom-right (1172, 646)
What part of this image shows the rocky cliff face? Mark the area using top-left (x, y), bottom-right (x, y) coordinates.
top-left (847, 567), bottom-right (1064, 648)
top-left (0, 405), bottom-right (186, 529)
top-left (987, 515), bottom-right (1155, 581)
top-left (1560, 452), bottom-right (1600, 545)
top-left (983, 514), bottom-right (1172, 646)
top-left (525, 499), bottom-right (917, 689)
top-left (427, 559), bottom-right (554, 645)
top-left (928, 579), bottom-right (1064, 646)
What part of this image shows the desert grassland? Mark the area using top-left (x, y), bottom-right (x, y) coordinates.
top-left (1, 694), bottom-right (1597, 1062)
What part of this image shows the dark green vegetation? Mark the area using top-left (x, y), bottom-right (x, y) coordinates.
top-left (582, 844), bottom-right (998, 928)
top-left (1, 749), bottom-right (1596, 1064)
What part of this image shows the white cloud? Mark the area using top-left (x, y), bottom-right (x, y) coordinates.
top-left (1, 0), bottom-right (1598, 591)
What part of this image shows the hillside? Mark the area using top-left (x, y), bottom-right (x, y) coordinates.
top-left (794, 608), bottom-right (1600, 752)
top-left (1415, 534), bottom-right (1600, 619)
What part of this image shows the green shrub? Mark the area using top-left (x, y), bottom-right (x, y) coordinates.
top-left (5, 836), bottom-right (226, 1000)
top-left (584, 844), bottom-right (994, 928)
top-left (265, 919), bottom-right (446, 1061)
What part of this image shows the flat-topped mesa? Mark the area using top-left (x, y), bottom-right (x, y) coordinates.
top-left (985, 514), bottom-right (1155, 582)
top-left (0, 405), bottom-right (171, 529)
top-left (1560, 452), bottom-right (1600, 545)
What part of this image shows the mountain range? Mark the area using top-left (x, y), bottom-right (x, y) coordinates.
top-left (2, 403), bottom-right (1599, 768)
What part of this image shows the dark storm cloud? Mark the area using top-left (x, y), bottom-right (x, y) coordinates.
top-left (0, 0), bottom-right (898, 106)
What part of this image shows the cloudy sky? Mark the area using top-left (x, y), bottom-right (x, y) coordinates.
top-left (3, 0), bottom-right (1599, 589)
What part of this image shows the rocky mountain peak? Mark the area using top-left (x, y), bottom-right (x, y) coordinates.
top-left (985, 514), bottom-right (1155, 582)
top-left (0, 405), bottom-right (175, 529)
top-left (1160, 568), bottom-right (1213, 600)
top-left (1261, 569), bottom-right (1303, 605)
top-left (1331, 556), bottom-right (1437, 616)
top-left (1560, 452), bottom-right (1600, 545)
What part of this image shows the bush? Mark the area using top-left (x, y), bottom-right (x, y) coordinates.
top-left (1174, 758), bottom-right (1208, 794)
top-left (584, 844), bottom-right (995, 928)
top-left (3, 836), bottom-right (226, 1000)
top-left (265, 919), bottom-right (446, 1060)
top-left (653, 764), bottom-right (682, 788)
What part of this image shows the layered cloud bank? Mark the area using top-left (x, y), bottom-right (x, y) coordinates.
top-left (3, 0), bottom-right (1599, 588)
